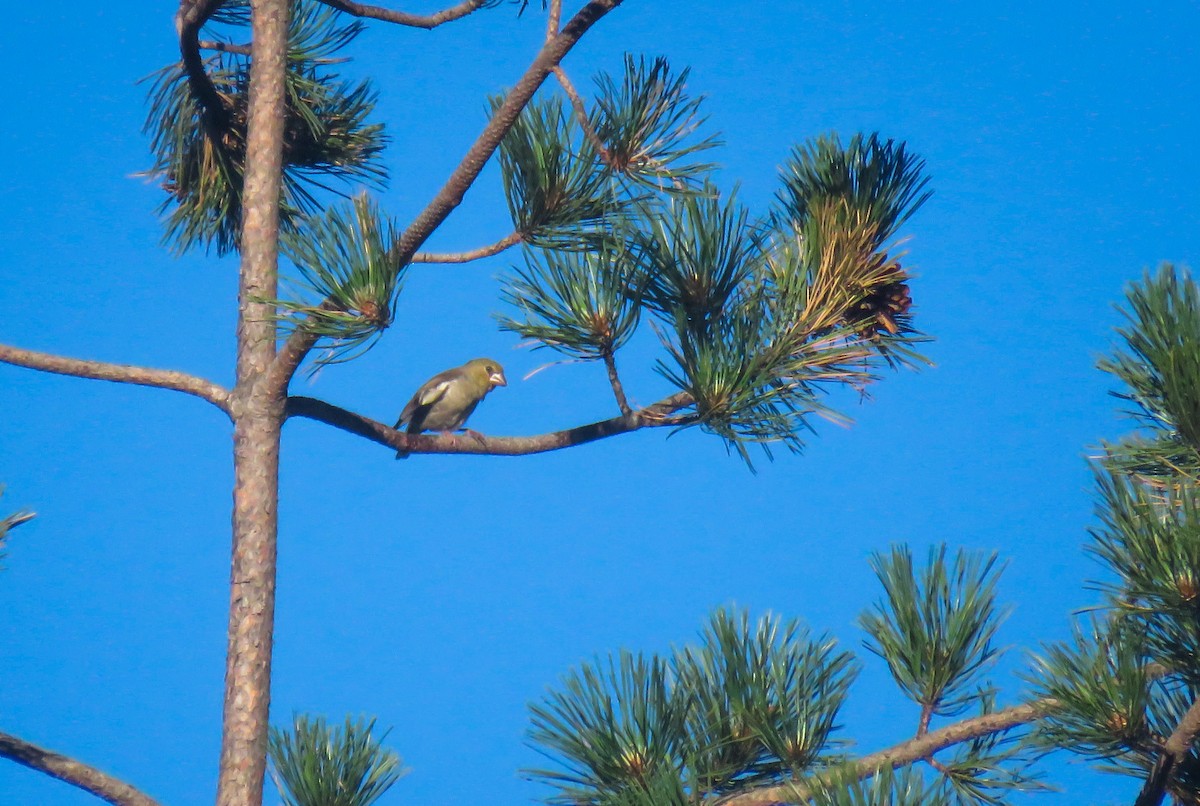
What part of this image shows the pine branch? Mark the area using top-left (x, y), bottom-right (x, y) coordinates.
top-left (314, 0), bottom-right (491, 29)
top-left (199, 39), bottom-right (254, 55)
top-left (0, 729), bottom-right (160, 806)
top-left (387, 0), bottom-right (624, 265)
top-left (175, 0), bottom-right (231, 135)
top-left (284, 391), bottom-right (691, 455)
top-left (410, 231), bottom-right (522, 263)
top-left (554, 65), bottom-right (612, 163)
top-left (603, 350), bottom-right (632, 416)
top-left (715, 700), bottom-right (1051, 806)
top-left (267, 0), bottom-right (625, 386)
top-left (1134, 695), bottom-right (1200, 806)
top-left (0, 342), bottom-right (232, 414)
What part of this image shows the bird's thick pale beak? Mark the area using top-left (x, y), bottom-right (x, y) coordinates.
top-left (490, 371), bottom-right (507, 387)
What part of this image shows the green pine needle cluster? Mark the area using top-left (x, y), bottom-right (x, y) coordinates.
top-left (268, 714), bottom-right (406, 806)
top-left (861, 545), bottom-right (1007, 718)
top-left (497, 243), bottom-right (643, 360)
top-left (525, 608), bottom-right (856, 805)
top-left (590, 56), bottom-right (720, 191)
top-left (803, 766), bottom-right (947, 806)
top-left (144, 0), bottom-right (386, 255)
top-left (499, 108), bottom-right (932, 463)
top-left (1028, 265), bottom-right (1200, 800)
top-left (277, 193), bottom-right (403, 365)
top-left (0, 486), bottom-right (35, 569)
top-left (1098, 264), bottom-right (1200, 483)
top-left (497, 94), bottom-right (627, 250)
top-left (527, 550), bottom-right (1041, 806)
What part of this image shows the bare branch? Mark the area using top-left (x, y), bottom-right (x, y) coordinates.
top-left (314, 0), bottom-right (490, 29)
top-left (199, 39), bottom-right (254, 55)
top-left (267, 0), bottom-right (625, 386)
top-left (175, 0), bottom-right (231, 134)
top-left (0, 729), bottom-right (160, 806)
top-left (602, 351), bottom-right (632, 416)
top-left (0, 342), bottom-right (232, 415)
top-left (387, 0), bottom-right (624, 266)
top-left (284, 391), bottom-right (691, 455)
top-left (545, 0), bottom-right (561, 39)
top-left (716, 700), bottom-right (1051, 806)
top-left (917, 702), bottom-right (933, 738)
top-left (554, 65), bottom-right (611, 163)
top-left (411, 231), bottom-right (523, 263)
top-left (1134, 695), bottom-right (1200, 806)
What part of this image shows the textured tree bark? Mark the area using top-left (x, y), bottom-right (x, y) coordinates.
top-left (716, 700), bottom-right (1052, 806)
top-left (214, 0), bottom-right (289, 803)
top-left (0, 730), bottom-right (160, 806)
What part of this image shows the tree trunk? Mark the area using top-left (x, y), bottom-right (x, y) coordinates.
top-left (215, 0), bottom-right (289, 802)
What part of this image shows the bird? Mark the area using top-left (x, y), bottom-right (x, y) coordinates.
top-left (394, 358), bottom-right (507, 457)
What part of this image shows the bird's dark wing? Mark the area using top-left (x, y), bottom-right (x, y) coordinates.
top-left (395, 368), bottom-right (459, 430)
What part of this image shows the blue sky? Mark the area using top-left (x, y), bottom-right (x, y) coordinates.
top-left (1, 1), bottom-right (1198, 804)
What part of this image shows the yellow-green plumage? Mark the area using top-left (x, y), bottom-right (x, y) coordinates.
top-left (394, 358), bottom-right (507, 457)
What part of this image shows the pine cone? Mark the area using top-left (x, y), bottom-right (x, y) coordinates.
top-left (849, 275), bottom-right (912, 338)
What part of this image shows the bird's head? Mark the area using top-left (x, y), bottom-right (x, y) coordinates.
top-left (465, 358), bottom-right (507, 390)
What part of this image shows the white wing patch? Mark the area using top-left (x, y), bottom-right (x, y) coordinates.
top-left (417, 379), bottom-right (453, 407)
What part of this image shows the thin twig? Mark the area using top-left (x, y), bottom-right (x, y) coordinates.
top-left (0, 342), bottom-right (232, 415)
top-left (411, 231), bottom-right (523, 263)
top-left (0, 729), bottom-right (160, 806)
top-left (285, 391), bottom-right (692, 456)
top-left (715, 700), bottom-right (1052, 806)
top-left (1134, 694), bottom-right (1200, 806)
top-left (199, 39), bottom-right (254, 55)
top-left (314, 0), bottom-right (489, 29)
top-left (266, 0), bottom-right (625, 387)
top-left (553, 65), bottom-right (611, 163)
top-left (545, 0), bottom-right (561, 40)
top-left (917, 702), bottom-right (934, 738)
top-left (602, 350), bottom-right (631, 416)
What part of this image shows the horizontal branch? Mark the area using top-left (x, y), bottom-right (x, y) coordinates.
top-left (0, 729), bottom-right (160, 806)
top-left (0, 343), bottom-right (232, 415)
top-left (718, 700), bottom-right (1052, 806)
top-left (314, 0), bottom-right (489, 29)
top-left (198, 39), bottom-right (253, 55)
top-left (411, 231), bottom-right (522, 263)
top-left (284, 391), bottom-right (692, 455)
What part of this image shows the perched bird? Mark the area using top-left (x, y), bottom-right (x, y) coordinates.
top-left (394, 358), bottom-right (507, 457)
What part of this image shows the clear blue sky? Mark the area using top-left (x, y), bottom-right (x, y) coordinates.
top-left (1, 1), bottom-right (1198, 804)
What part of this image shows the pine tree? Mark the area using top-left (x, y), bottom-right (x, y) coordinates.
top-left (0, 1), bottom-right (934, 804)
top-left (503, 265), bottom-right (1200, 804)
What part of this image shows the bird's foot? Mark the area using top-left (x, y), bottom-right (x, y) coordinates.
top-left (461, 428), bottom-right (487, 445)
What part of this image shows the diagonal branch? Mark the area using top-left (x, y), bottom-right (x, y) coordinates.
top-left (389, 0), bottom-right (623, 267)
top-left (411, 231), bottom-right (523, 263)
top-left (0, 729), bottom-right (160, 806)
top-left (0, 343), bottom-right (232, 415)
top-left (314, 0), bottom-right (490, 29)
top-left (554, 65), bottom-right (611, 163)
top-left (284, 391), bottom-right (691, 455)
top-left (716, 700), bottom-right (1052, 806)
top-left (1134, 694), bottom-right (1200, 806)
top-left (266, 0), bottom-right (625, 389)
